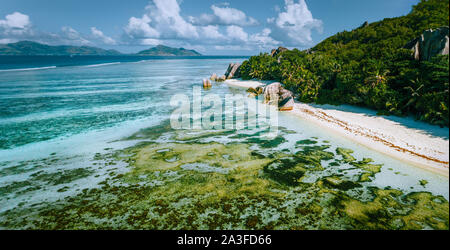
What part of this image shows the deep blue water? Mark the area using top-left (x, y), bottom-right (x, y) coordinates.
top-left (0, 55), bottom-right (247, 71)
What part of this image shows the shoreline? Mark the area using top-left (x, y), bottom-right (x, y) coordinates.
top-left (225, 79), bottom-right (450, 177)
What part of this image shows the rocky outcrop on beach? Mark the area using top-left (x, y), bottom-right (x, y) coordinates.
top-left (225, 63), bottom-right (241, 79)
top-left (210, 62), bottom-right (241, 82)
top-left (247, 82), bottom-right (294, 111)
top-left (246, 86), bottom-right (264, 98)
top-left (404, 26), bottom-right (449, 61)
top-left (263, 82), bottom-right (295, 111)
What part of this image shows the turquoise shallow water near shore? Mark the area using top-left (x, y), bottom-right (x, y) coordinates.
top-left (0, 57), bottom-right (448, 229)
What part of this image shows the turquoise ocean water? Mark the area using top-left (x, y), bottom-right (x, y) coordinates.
top-left (0, 56), bottom-right (448, 226)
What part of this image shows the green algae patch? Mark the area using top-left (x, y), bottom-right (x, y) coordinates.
top-left (123, 142), bottom-right (271, 176)
top-left (342, 189), bottom-right (449, 230)
top-left (336, 148), bottom-right (356, 163)
top-left (322, 176), bottom-right (362, 191)
top-left (294, 145), bottom-right (334, 171)
top-left (296, 139), bottom-right (317, 145)
top-left (0, 124), bottom-right (448, 230)
top-left (358, 172), bottom-right (373, 182)
top-left (0, 167), bottom-right (94, 197)
top-left (246, 136), bottom-right (286, 148)
top-left (30, 168), bottom-right (94, 186)
top-left (419, 180), bottom-right (428, 187)
top-left (263, 158), bottom-right (307, 186)
top-left (351, 158), bottom-right (382, 174)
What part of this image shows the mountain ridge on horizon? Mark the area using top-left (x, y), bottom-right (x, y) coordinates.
top-left (0, 41), bottom-right (203, 56)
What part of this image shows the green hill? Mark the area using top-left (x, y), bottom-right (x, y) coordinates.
top-left (240, 0), bottom-right (449, 126)
top-left (0, 41), bottom-right (122, 56)
top-left (137, 45), bottom-right (202, 56)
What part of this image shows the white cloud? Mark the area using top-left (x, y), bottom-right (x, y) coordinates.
top-left (90, 27), bottom-right (117, 45)
top-left (269, 0), bottom-right (322, 46)
top-left (0, 12), bottom-right (32, 37)
top-left (146, 0), bottom-right (199, 39)
top-left (125, 15), bottom-right (160, 39)
top-left (226, 25), bottom-right (248, 42)
top-left (249, 28), bottom-right (280, 49)
top-left (60, 26), bottom-right (91, 45)
top-left (0, 12), bottom-right (118, 47)
top-left (200, 25), bottom-right (225, 40)
top-left (122, 0), bottom-right (284, 53)
top-left (124, 0), bottom-right (199, 44)
top-left (0, 12), bottom-right (30, 29)
top-left (189, 5), bottom-right (258, 26)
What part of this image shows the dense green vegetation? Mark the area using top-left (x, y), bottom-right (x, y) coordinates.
top-left (240, 0), bottom-right (449, 126)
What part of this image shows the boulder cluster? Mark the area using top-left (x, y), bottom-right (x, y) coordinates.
top-left (247, 82), bottom-right (295, 111)
top-left (209, 62), bottom-right (242, 84)
top-left (404, 26), bottom-right (449, 61)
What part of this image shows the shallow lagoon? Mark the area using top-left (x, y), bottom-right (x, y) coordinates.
top-left (0, 58), bottom-right (448, 229)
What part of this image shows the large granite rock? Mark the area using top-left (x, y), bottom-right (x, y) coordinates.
top-left (246, 86), bottom-right (264, 98)
top-left (202, 79), bottom-right (212, 89)
top-left (404, 27), bottom-right (449, 61)
top-left (262, 82), bottom-right (294, 111)
top-left (210, 73), bottom-right (218, 81)
top-left (225, 63), bottom-right (241, 79)
top-left (270, 47), bottom-right (289, 58)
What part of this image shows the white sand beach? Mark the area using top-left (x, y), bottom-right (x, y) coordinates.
top-left (226, 79), bottom-right (450, 177)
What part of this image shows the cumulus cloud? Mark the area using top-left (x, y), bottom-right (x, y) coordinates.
top-left (226, 25), bottom-right (248, 42)
top-left (0, 11), bottom-right (117, 46)
top-left (2, 0), bottom-right (323, 53)
top-left (189, 5), bottom-right (258, 26)
top-left (124, 0), bottom-right (199, 45)
top-left (122, 0), bottom-right (277, 52)
top-left (145, 0), bottom-right (199, 39)
top-left (90, 27), bottom-right (116, 45)
top-left (125, 15), bottom-right (160, 39)
top-left (60, 26), bottom-right (91, 45)
top-left (249, 28), bottom-right (280, 49)
top-left (268, 0), bottom-right (322, 46)
top-left (0, 12), bottom-right (33, 39)
top-left (200, 25), bottom-right (225, 40)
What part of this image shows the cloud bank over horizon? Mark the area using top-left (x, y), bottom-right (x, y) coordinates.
top-left (0, 0), bottom-right (323, 54)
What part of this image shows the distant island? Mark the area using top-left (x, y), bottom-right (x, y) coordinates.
top-left (0, 41), bottom-right (202, 56)
top-left (0, 41), bottom-right (122, 56)
top-left (136, 45), bottom-right (202, 56)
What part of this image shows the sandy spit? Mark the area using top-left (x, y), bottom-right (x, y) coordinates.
top-left (225, 79), bottom-right (449, 177)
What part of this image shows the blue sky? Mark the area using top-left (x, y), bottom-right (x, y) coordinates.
top-left (0, 0), bottom-right (420, 55)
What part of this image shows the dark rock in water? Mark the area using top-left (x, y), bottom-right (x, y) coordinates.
top-left (224, 63), bottom-right (241, 79)
top-left (202, 79), bottom-right (212, 89)
top-left (270, 47), bottom-right (289, 58)
top-left (210, 73), bottom-right (218, 81)
top-left (404, 26), bottom-right (449, 61)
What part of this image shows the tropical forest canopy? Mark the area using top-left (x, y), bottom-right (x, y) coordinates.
top-left (239, 0), bottom-right (449, 127)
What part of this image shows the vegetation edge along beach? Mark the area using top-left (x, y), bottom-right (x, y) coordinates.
top-left (231, 0), bottom-right (449, 127)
